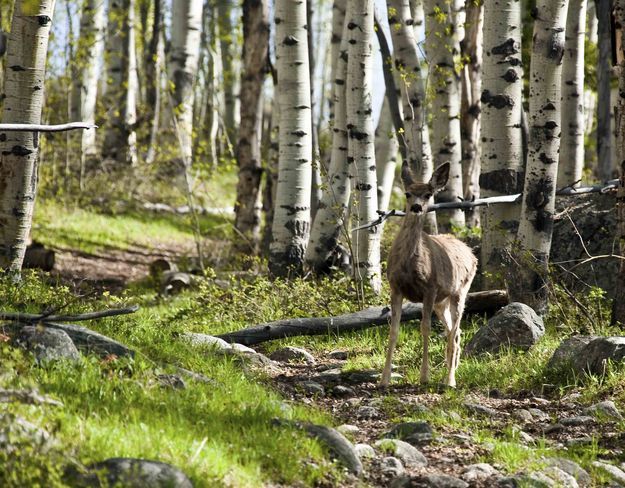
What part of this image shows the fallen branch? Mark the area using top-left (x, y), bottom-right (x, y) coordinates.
top-left (218, 290), bottom-right (508, 346)
top-left (0, 305), bottom-right (139, 324)
top-left (0, 122), bottom-right (97, 132)
top-left (0, 389), bottom-right (63, 407)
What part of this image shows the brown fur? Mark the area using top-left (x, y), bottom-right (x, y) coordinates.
top-left (380, 164), bottom-right (478, 387)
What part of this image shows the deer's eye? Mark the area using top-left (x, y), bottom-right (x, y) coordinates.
top-left (424, 193), bottom-right (432, 199)
top-left (405, 192), bottom-right (412, 199)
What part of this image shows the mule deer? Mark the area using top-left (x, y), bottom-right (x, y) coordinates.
top-left (380, 162), bottom-right (477, 388)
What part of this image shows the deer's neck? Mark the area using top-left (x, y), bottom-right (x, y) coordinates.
top-left (400, 212), bottom-right (426, 256)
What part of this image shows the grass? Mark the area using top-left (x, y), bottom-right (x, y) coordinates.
top-left (3, 199), bottom-right (625, 486)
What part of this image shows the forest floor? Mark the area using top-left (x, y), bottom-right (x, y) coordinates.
top-left (1, 199), bottom-right (624, 487)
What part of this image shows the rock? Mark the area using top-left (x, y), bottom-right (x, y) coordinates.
top-left (591, 461), bottom-right (625, 485)
top-left (356, 405), bottom-right (382, 419)
top-left (393, 475), bottom-right (469, 488)
top-left (464, 302), bottom-right (544, 356)
top-left (565, 437), bottom-right (592, 447)
top-left (14, 326), bottom-right (80, 362)
top-left (174, 367), bottom-right (214, 384)
top-left (68, 458), bottom-right (193, 487)
top-left (528, 408), bottom-right (550, 421)
top-left (384, 422), bottom-right (434, 445)
top-left (332, 385), bottom-right (355, 398)
top-left (336, 424), bottom-right (360, 436)
top-left (183, 332), bottom-right (230, 350)
top-left (461, 463), bottom-right (500, 482)
top-left (155, 374), bottom-right (186, 389)
top-left (313, 368), bottom-right (342, 383)
top-left (464, 402), bottom-right (498, 416)
top-left (526, 472), bottom-right (557, 486)
top-left (0, 414), bottom-right (53, 454)
top-left (269, 346), bottom-right (316, 364)
top-left (328, 350), bottom-right (349, 360)
top-left (560, 416), bottom-right (594, 426)
top-left (543, 466), bottom-right (579, 488)
top-left (374, 439), bottom-right (427, 468)
top-left (549, 336), bottom-right (625, 376)
top-left (543, 423), bottom-right (565, 434)
top-left (299, 381), bottom-right (325, 396)
top-left (518, 431), bottom-right (536, 444)
top-left (583, 400), bottom-right (623, 421)
top-left (494, 476), bottom-right (522, 487)
top-left (381, 457), bottom-right (405, 478)
top-left (300, 423), bottom-right (363, 476)
top-left (40, 322), bottom-right (135, 358)
top-left (354, 443), bottom-right (375, 459)
top-left (230, 343), bottom-right (257, 355)
top-left (513, 409), bottom-right (534, 423)
top-left (544, 458), bottom-right (591, 487)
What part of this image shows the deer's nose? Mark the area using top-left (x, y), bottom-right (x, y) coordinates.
top-left (410, 203), bottom-right (423, 213)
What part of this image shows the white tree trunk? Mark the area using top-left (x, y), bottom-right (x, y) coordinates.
top-left (558, 0), bottom-right (587, 187)
top-left (347, 0), bottom-right (381, 292)
top-left (512, 0), bottom-right (569, 314)
top-left (103, 0), bottom-right (138, 167)
top-left (376, 97), bottom-right (399, 213)
top-left (169, 0), bottom-right (202, 166)
top-left (70, 0), bottom-right (106, 164)
top-left (584, 1), bottom-right (598, 136)
top-left (0, 0), bottom-right (56, 273)
top-left (218, 0), bottom-right (239, 142)
top-left (269, 0), bottom-right (313, 276)
top-left (423, 0), bottom-right (465, 227)
top-left (328, 0), bottom-right (347, 121)
top-left (480, 0), bottom-right (523, 287)
top-left (306, 12), bottom-right (350, 272)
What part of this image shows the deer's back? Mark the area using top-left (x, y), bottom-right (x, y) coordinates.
top-left (387, 233), bottom-right (477, 303)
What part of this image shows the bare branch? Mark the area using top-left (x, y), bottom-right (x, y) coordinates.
top-left (0, 122), bottom-right (97, 132)
top-left (0, 305), bottom-right (139, 323)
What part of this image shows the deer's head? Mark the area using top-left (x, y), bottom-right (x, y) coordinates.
top-left (400, 162), bottom-right (450, 215)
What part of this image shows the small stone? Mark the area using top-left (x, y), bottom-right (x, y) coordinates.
top-left (328, 350), bottom-right (348, 360)
top-left (544, 458), bottom-right (591, 487)
top-left (14, 326), bottom-right (80, 362)
top-left (528, 408), bottom-right (550, 421)
top-left (451, 433), bottom-right (472, 444)
top-left (332, 385), bottom-right (356, 398)
top-left (464, 402), bottom-right (498, 416)
top-left (385, 422), bottom-right (434, 445)
top-left (182, 332), bottom-right (230, 350)
top-left (374, 439), bottom-right (427, 468)
top-left (518, 431), bottom-right (536, 444)
top-left (354, 443), bottom-right (375, 459)
top-left (380, 456), bottom-right (405, 477)
top-left (565, 436), bottom-right (592, 447)
top-left (591, 461), bottom-right (625, 485)
top-left (494, 476), bottom-right (522, 488)
top-left (269, 346), bottom-right (316, 365)
top-left (299, 423), bottom-right (363, 476)
top-left (299, 381), bottom-right (325, 396)
top-left (560, 416), bottom-right (594, 426)
top-left (356, 405), bottom-right (382, 419)
top-left (461, 463), bottom-right (500, 482)
top-left (543, 466), bottom-right (579, 488)
top-left (230, 343), bottom-right (257, 354)
top-left (583, 400), bottom-right (623, 421)
top-left (408, 475), bottom-right (469, 487)
top-left (446, 411), bottom-right (462, 422)
top-left (513, 409), bottom-right (534, 422)
top-left (313, 368), bottom-right (342, 383)
top-left (336, 424), bottom-right (360, 436)
top-left (155, 374), bottom-right (186, 389)
top-left (526, 471), bottom-right (556, 486)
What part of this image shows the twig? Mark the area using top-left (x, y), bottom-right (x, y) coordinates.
top-left (0, 305), bottom-right (139, 324)
top-left (568, 254), bottom-right (625, 271)
top-left (0, 122), bottom-right (97, 132)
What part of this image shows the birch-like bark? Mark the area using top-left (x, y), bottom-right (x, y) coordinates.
top-left (460, 0), bottom-right (483, 227)
top-left (612, 0), bottom-right (625, 324)
top-left (328, 0), bottom-right (347, 121)
top-left (375, 97), bottom-right (399, 213)
top-left (218, 0), bottom-right (238, 141)
top-left (511, 0), bottom-right (569, 314)
top-left (307, 1), bottom-right (322, 221)
top-left (145, 0), bottom-right (163, 165)
top-left (597, 0), bottom-right (613, 180)
top-left (584, 1), bottom-right (598, 136)
top-left (423, 0), bottom-right (465, 227)
top-left (348, 0), bottom-right (381, 292)
top-left (269, 0), bottom-right (313, 277)
top-left (262, 90), bottom-right (279, 256)
top-left (480, 0), bottom-right (523, 288)
top-left (234, 0), bottom-right (269, 251)
top-left (0, 0), bottom-right (57, 273)
top-left (306, 13), bottom-right (350, 273)
top-left (169, 0), bottom-right (202, 166)
top-left (103, 0), bottom-right (138, 167)
top-left (70, 0), bottom-right (106, 167)
top-left (558, 0), bottom-right (587, 187)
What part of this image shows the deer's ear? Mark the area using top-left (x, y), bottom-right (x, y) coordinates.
top-left (401, 162), bottom-right (415, 188)
top-left (430, 162), bottom-right (450, 191)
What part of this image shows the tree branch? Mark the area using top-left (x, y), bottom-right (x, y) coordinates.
top-left (0, 305), bottom-right (139, 324)
top-left (0, 122), bottom-right (97, 132)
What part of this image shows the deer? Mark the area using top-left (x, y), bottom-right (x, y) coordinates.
top-left (380, 162), bottom-right (477, 388)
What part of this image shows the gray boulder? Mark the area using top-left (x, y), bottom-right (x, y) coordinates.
top-left (461, 463), bottom-right (500, 482)
top-left (374, 439), bottom-right (427, 468)
top-left (544, 458), bottom-right (591, 487)
top-left (68, 458), bottom-right (193, 487)
top-left (14, 326), bottom-right (80, 362)
top-left (269, 346), bottom-right (316, 364)
top-left (584, 400), bottom-right (623, 421)
top-left (384, 422), bottom-right (433, 445)
top-left (464, 303), bottom-right (544, 356)
top-left (548, 336), bottom-right (625, 375)
top-left (300, 423), bottom-right (363, 476)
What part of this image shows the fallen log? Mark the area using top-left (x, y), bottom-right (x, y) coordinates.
top-left (23, 242), bottom-right (55, 271)
top-left (218, 290), bottom-right (508, 346)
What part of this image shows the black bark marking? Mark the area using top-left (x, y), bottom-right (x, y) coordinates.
top-left (502, 69), bottom-right (519, 83)
top-left (37, 15), bottom-right (51, 26)
top-left (481, 90), bottom-right (514, 109)
top-left (9, 65), bottom-right (25, 71)
top-left (2, 145), bottom-right (32, 157)
top-left (527, 177), bottom-right (554, 233)
top-left (280, 205), bottom-right (309, 216)
top-left (491, 38), bottom-right (519, 56)
top-left (479, 169), bottom-right (525, 194)
top-left (355, 183), bottom-right (372, 191)
top-left (539, 153), bottom-right (556, 165)
top-left (283, 36), bottom-right (298, 46)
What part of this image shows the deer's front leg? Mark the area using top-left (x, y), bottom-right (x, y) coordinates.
top-left (420, 295), bottom-right (434, 384)
top-left (381, 291), bottom-right (403, 387)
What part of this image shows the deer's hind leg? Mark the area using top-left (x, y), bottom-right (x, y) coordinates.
top-left (446, 282), bottom-right (471, 387)
top-left (381, 290), bottom-right (403, 387)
